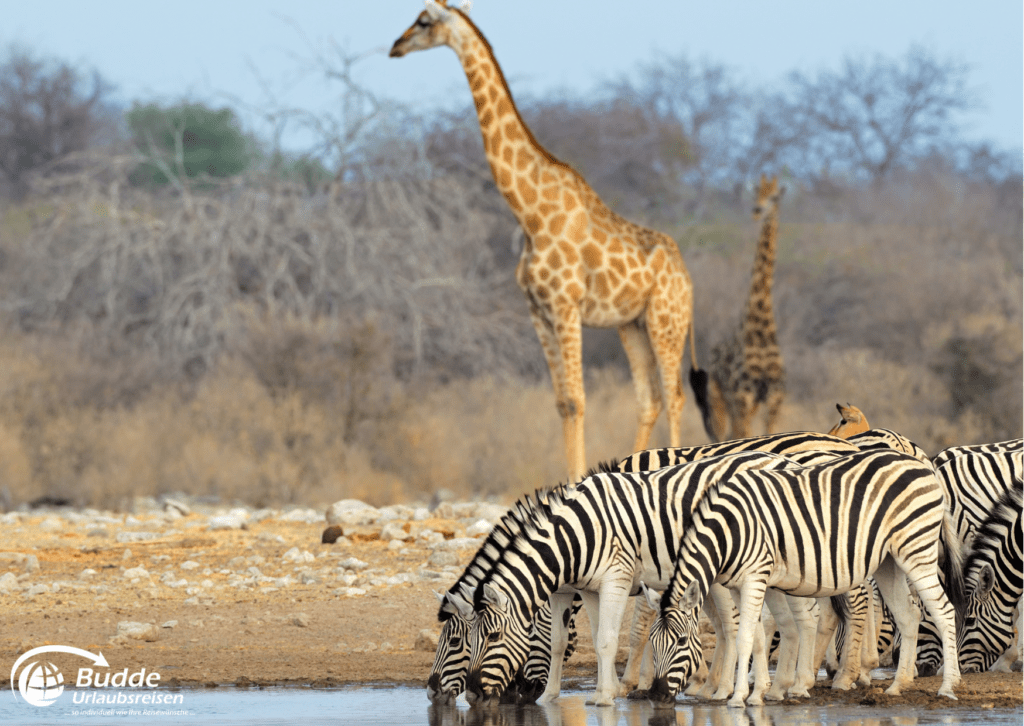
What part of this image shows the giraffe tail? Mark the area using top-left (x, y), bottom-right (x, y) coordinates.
top-left (689, 368), bottom-right (714, 440)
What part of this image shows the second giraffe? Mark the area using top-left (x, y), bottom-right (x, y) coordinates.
top-left (692, 175), bottom-right (786, 441)
top-left (391, 2), bottom-right (700, 481)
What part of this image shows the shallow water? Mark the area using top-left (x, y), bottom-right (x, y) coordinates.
top-left (2, 686), bottom-right (1020, 726)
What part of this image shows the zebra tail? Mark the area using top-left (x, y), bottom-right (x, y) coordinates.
top-left (940, 510), bottom-right (967, 615)
top-left (689, 368), bottom-right (714, 440)
top-left (830, 593), bottom-right (851, 624)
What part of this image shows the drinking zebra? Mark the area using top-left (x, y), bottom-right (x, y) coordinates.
top-left (913, 442), bottom-right (1022, 675)
top-left (428, 493), bottom-right (583, 704)
top-left (645, 449), bottom-right (963, 707)
top-left (957, 481), bottom-right (1023, 673)
top-left (598, 430), bottom-right (860, 696)
top-left (459, 451), bottom-right (817, 707)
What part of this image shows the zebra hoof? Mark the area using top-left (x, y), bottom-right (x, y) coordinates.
top-left (1013, 661), bottom-right (1023, 673)
top-left (938, 687), bottom-right (957, 700)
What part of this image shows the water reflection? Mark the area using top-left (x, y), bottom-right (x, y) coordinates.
top-left (427, 696), bottom-right (1011, 726)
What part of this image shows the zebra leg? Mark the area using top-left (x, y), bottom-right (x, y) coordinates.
top-left (687, 597), bottom-right (721, 696)
top-left (620, 594), bottom-right (656, 693)
top-left (858, 586), bottom-right (880, 685)
top-left (993, 601), bottom-right (1023, 672)
top-left (898, 563), bottom-right (961, 699)
top-left (787, 595), bottom-right (819, 697)
top-left (534, 590), bottom-right (577, 704)
top-left (763, 589), bottom-right (798, 701)
top-left (832, 590), bottom-right (867, 691)
top-left (705, 584), bottom-right (740, 700)
top-left (873, 558), bottom-right (922, 696)
top-left (728, 578), bottom-right (769, 708)
top-left (588, 578), bottom-right (633, 706)
top-left (748, 598), bottom-right (771, 703)
top-left (813, 597), bottom-right (839, 678)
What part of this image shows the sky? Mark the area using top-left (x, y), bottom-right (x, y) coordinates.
top-left (4, 0), bottom-right (1022, 154)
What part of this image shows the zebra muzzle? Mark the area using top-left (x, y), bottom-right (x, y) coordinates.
top-left (648, 676), bottom-right (677, 705)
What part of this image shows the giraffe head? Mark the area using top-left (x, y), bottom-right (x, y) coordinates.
top-left (753, 174), bottom-right (785, 221)
top-left (390, 1), bottom-right (468, 58)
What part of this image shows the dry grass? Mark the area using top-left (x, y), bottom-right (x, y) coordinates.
top-left (0, 160), bottom-right (1019, 509)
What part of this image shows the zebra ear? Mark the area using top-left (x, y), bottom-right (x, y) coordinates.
top-left (680, 581), bottom-right (701, 611)
top-left (977, 564), bottom-right (996, 596)
top-left (482, 583), bottom-right (509, 613)
top-left (434, 590), bottom-right (446, 605)
top-left (640, 582), bottom-right (661, 611)
top-left (446, 591), bottom-right (475, 619)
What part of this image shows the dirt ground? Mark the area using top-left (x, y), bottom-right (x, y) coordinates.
top-left (1, 511), bottom-right (1020, 710)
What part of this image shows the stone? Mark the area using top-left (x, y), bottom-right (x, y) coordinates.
top-left (112, 621), bottom-right (160, 643)
top-left (415, 629), bottom-right (439, 652)
top-left (321, 525), bottom-right (345, 544)
top-left (325, 500), bottom-right (379, 527)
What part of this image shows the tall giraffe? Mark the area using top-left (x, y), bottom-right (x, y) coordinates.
top-left (391, 2), bottom-right (699, 481)
top-left (692, 175), bottom-right (785, 441)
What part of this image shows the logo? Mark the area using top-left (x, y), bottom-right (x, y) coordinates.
top-left (10, 646), bottom-right (108, 707)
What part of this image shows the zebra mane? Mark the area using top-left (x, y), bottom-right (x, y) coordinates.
top-left (847, 428), bottom-right (930, 464)
top-left (961, 482), bottom-right (1024, 592)
top-left (446, 484), bottom-right (568, 619)
top-left (590, 460), bottom-right (620, 475)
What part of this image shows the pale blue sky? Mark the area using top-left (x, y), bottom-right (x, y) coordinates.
top-left (4, 1), bottom-right (1022, 153)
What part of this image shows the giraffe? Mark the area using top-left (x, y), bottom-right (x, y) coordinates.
top-left (692, 175), bottom-right (785, 442)
top-left (390, 2), bottom-right (699, 481)
top-left (827, 402), bottom-right (870, 438)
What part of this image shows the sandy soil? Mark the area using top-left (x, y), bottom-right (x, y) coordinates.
top-left (1, 511), bottom-right (1020, 710)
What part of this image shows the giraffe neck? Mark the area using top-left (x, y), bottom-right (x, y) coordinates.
top-left (742, 210), bottom-right (778, 343)
top-left (447, 11), bottom-right (566, 215)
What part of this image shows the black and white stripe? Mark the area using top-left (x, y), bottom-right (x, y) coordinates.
top-left (957, 482), bottom-right (1023, 673)
top-left (647, 449), bottom-right (962, 707)
top-left (913, 443), bottom-right (1022, 675)
top-left (462, 451), bottom-right (810, 707)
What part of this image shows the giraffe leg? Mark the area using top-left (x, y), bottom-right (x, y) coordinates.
top-left (618, 323), bottom-right (662, 453)
top-left (762, 386), bottom-right (784, 435)
top-left (645, 284), bottom-right (689, 448)
top-left (729, 389), bottom-right (757, 440)
top-left (706, 378), bottom-right (729, 443)
top-left (528, 305), bottom-right (586, 482)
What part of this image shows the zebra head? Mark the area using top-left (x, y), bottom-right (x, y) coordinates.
top-left (645, 582), bottom-right (702, 703)
top-left (466, 582), bottom-right (531, 707)
top-left (956, 484), bottom-right (1023, 674)
top-left (958, 562), bottom-right (1019, 673)
top-left (428, 590), bottom-right (474, 704)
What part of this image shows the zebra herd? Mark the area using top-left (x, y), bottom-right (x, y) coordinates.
top-left (425, 424), bottom-right (1023, 708)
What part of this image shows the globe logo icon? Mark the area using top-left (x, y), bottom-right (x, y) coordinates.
top-left (17, 661), bottom-right (64, 707)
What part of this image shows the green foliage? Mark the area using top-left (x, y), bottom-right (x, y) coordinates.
top-left (127, 102), bottom-right (252, 186)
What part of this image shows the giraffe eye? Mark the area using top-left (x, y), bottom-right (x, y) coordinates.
top-left (416, 15), bottom-right (430, 27)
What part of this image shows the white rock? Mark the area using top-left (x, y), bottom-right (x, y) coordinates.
top-left (427, 550), bottom-right (460, 568)
top-left (180, 561), bottom-right (201, 571)
top-left (116, 531), bottom-right (161, 543)
top-left (24, 584), bottom-right (50, 597)
top-left (114, 621), bottom-right (160, 642)
top-left (282, 548), bottom-right (315, 564)
top-left (278, 508), bottom-right (320, 523)
top-left (466, 519), bottom-right (493, 537)
top-left (474, 503), bottom-right (509, 522)
top-left (123, 566), bottom-right (150, 580)
top-left (336, 557), bottom-right (369, 572)
top-left (23, 555), bottom-right (39, 573)
top-left (207, 514), bottom-right (246, 531)
top-left (324, 500), bottom-right (379, 527)
top-left (380, 522), bottom-right (410, 541)
top-left (163, 499), bottom-right (191, 516)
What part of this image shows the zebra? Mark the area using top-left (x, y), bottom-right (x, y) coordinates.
top-left (597, 430), bottom-right (861, 696)
top-left (821, 579), bottom-right (898, 680)
top-left (457, 450), bottom-right (819, 708)
top-left (932, 438), bottom-right (1023, 472)
top-left (645, 449), bottom-right (963, 707)
top-left (846, 428), bottom-right (932, 466)
top-left (957, 481), bottom-right (1023, 674)
top-left (428, 493), bottom-right (584, 704)
top-left (912, 444), bottom-right (1023, 675)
